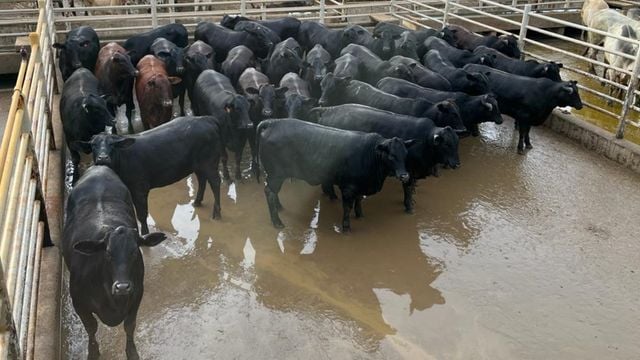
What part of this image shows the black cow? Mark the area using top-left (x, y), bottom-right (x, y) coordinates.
top-left (464, 64), bottom-right (583, 153)
top-left (53, 26), bottom-right (100, 81)
top-left (333, 53), bottom-right (361, 79)
top-left (319, 74), bottom-right (454, 122)
top-left (220, 45), bottom-right (257, 89)
top-left (195, 21), bottom-right (273, 63)
top-left (278, 72), bottom-right (316, 119)
top-left (303, 44), bottom-right (332, 98)
top-left (263, 38), bottom-right (304, 84)
top-left (123, 23), bottom-right (188, 66)
top-left (258, 118), bottom-right (411, 231)
top-left (340, 44), bottom-right (414, 85)
top-left (423, 50), bottom-right (490, 95)
top-left (62, 165), bottom-right (167, 360)
top-left (192, 69), bottom-right (253, 180)
top-left (388, 55), bottom-right (452, 91)
top-left (239, 67), bottom-right (286, 120)
top-left (150, 37), bottom-right (186, 115)
top-left (423, 37), bottom-right (492, 68)
top-left (221, 15), bottom-right (301, 39)
top-left (71, 116), bottom-right (225, 235)
top-left (377, 77), bottom-right (502, 136)
top-left (373, 22), bottom-right (408, 38)
top-left (367, 29), bottom-right (400, 60)
top-left (296, 21), bottom-right (371, 58)
top-left (446, 24), bottom-right (521, 59)
top-left (473, 46), bottom-right (563, 81)
top-left (415, 27), bottom-right (456, 59)
top-left (184, 40), bottom-right (216, 105)
top-left (60, 68), bottom-right (114, 178)
top-left (95, 43), bottom-right (138, 133)
top-left (309, 105), bottom-right (460, 212)
top-left (233, 21), bottom-right (282, 46)
top-left (395, 31), bottom-right (419, 60)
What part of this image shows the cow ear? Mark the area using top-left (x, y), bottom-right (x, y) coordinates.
top-left (245, 87), bottom-right (259, 95)
top-left (543, 64), bottom-right (549, 73)
top-left (74, 240), bottom-right (106, 255)
top-left (437, 102), bottom-right (447, 112)
top-left (70, 141), bottom-right (93, 154)
top-left (404, 139), bottom-right (417, 148)
top-left (138, 232), bottom-right (167, 247)
top-left (558, 63), bottom-right (564, 68)
top-left (52, 42), bottom-right (65, 49)
top-left (168, 76), bottom-right (182, 85)
top-left (115, 138), bottom-right (135, 148)
top-left (375, 142), bottom-right (390, 153)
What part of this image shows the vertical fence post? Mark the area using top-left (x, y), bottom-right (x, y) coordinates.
top-left (319, 0), bottom-right (325, 24)
top-left (261, 1), bottom-right (266, 20)
top-left (168, 0), bottom-right (175, 24)
top-left (517, 4), bottom-right (531, 60)
top-left (442, 0), bottom-right (451, 26)
top-left (389, 0), bottom-right (396, 16)
top-left (150, 0), bottom-right (158, 29)
top-left (240, 0), bottom-right (247, 16)
top-left (616, 50), bottom-right (640, 139)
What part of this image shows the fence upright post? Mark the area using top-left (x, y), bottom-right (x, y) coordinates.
top-left (319, 0), bottom-right (326, 24)
top-left (240, 0), bottom-right (247, 16)
top-left (616, 49), bottom-right (640, 139)
top-left (169, 0), bottom-right (175, 23)
top-left (442, 0), bottom-right (451, 26)
top-left (150, 0), bottom-right (158, 28)
top-left (261, 2), bottom-right (266, 20)
top-left (517, 4), bottom-right (531, 60)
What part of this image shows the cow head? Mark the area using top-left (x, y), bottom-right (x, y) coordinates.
top-left (378, 31), bottom-right (399, 58)
top-left (541, 61), bottom-right (563, 82)
top-left (376, 137), bottom-right (412, 183)
top-left (385, 63), bottom-right (414, 83)
top-left (432, 100), bottom-right (466, 132)
top-left (305, 45), bottom-right (330, 82)
top-left (185, 41), bottom-right (216, 78)
top-left (557, 80), bottom-right (583, 110)
top-left (464, 71), bottom-right (490, 95)
top-left (397, 32), bottom-right (418, 58)
top-left (319, 73), bottom-right (351, 107)
top-left (284, 93), bottom-right (316, 119)
top-left (480, 94), bottom-right (502, 125)
top-left (71, 133), bottom-right (135, 167)
top-left (73, 226), bottom-right (166, 296)
top-left (495, 34), bottom-right (521, 59)
top-left (82, 94), bottom-right (116, 132)
top-left (224, 92), bottom-right (253, 129)
top-left (438, 27), bottom-right (456, 45)
top-left (111, 52), bottom-right (138, 78)
top-left (243, 26), bottom-right (274, 58)
top-left (430, 126), bottom-right (460, 169)
top-left (342, 25), bottom-right (374, 47)
top-left (151, 37), bottom-right (186, 76)
top-left (246, 84), bottom-right (287, 119)
top-left (53, 33), bottom-right (99, 80)
top-left (221, 14), bottom-right (248, 29)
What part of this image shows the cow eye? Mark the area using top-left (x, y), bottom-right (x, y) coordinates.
top-left (81, 41), bottom-right (90, 47)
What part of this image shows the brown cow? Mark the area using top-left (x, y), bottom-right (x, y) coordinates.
top-left (135, 55), bottom-right (181, 130)
top-left (95, 42), bottom-right (138, 133)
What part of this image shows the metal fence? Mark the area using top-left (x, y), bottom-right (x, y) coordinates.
top-left (0, 0), bottom-right (57, 357)
top-left (389, 0), bottom-right (640, 138)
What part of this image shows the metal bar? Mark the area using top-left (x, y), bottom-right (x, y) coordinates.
top-left (616, 49), bottom-right (640, 138)
top-left (150, 0), bottom-right (158, 29)
top-left (518, 4), bottom-right (531, 60)
top-left (319, 0), bottom-right (325, 24)
top-left (18, 197), bottom-right (39, 359)
top-left (25, 220), bottom-right (44, 360)
top-left (240, 0), bottom-right (246, 16)
top-left (0, 54), bottom-right (28, 183)
top-left (442, 0), bottom-right (451, 25)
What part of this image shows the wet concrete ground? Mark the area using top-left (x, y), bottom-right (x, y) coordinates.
top-left (61, 110), bottom-right (640, 359)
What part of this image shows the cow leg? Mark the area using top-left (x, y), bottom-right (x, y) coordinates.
top-left (234, 134), bottom-right (247, 181)
top-left (126, 98), bottom-right (135, 134)
top-left (200, 160), bottom-right (222, 219)
top-left (76, 307), bottom-right (100, 359)
top-left (468, 123), bottom-right (480, 137)
top-left (354, 196), bottom-right (364, 218)
top-left (402, 178), bottom-right (417, 214)
top-left (124, 312), bottom-right (140, 360)
top-left (247, 130), bottom-right (260, 181)
top-left (524, 124), bottom-right (533, 149)
top-left (179, 89), bottom-right (186, 117)
top-left (340, 193), bottom-right (355, 232)
top-left (221, 149), bottom-right (231, 181)
top-left (322, 183), bottom-right (338, 200)
top-left (193, 172), bottom-right (206, 207)
top-left (132, 191), bottom-right (150, 235)
top-left (264, 177), bottom-right (285, 228)
top-left (517, 122), bottom-right (526, 155)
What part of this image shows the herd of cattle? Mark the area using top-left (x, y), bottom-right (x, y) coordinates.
top-left (55, 16), bottom-right (583, 359)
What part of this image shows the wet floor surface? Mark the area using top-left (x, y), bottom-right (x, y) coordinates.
top-left (61, 108), bottom-right (640, 359)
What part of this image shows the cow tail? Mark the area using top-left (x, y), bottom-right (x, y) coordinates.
top-left (255, 120), bottom-right (268, 183)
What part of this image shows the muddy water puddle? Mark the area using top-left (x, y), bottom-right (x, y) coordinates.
top-left (61, 115), bottom-right (640, 359)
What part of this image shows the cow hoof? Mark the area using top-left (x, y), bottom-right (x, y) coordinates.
top-left (273, 221), bottom-right (285, 229)
top-left (517, 148), bottom-right (525, 155)
top-left (193, 200), bottom-right (202, 207)
top-left (342, 226), bottom-right (351, 233)
top-left (212, 211), bottom-right (221, 220)
top-left (525, 144), bottom-right (533, 149)
top-left (404, 208), bottom-right (414, 214)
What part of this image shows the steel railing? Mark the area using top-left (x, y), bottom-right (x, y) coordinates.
top-left (390, 0), bottom-right (640, 139)
top-left (0, 0), bottom-right (57, 357)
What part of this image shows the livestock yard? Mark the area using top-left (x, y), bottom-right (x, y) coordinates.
top-left (1, 0), bottom-right (640, 359)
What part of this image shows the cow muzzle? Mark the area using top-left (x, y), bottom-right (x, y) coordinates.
top-left (95, 155), bottom-right (111, 166)
top-left (176, 66), bottom-right (185, 75)
top-left (262, 109), bottom-right (273, 118)
top-left (397, 172), bottom-right (410, 183)
top-left (112, 281), bottom-right (132, 296)
top-left (72, 62), bottom-right (83, 69)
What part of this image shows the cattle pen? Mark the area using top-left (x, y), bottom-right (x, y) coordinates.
top-left (0, 0), bottom-right (639, 359)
